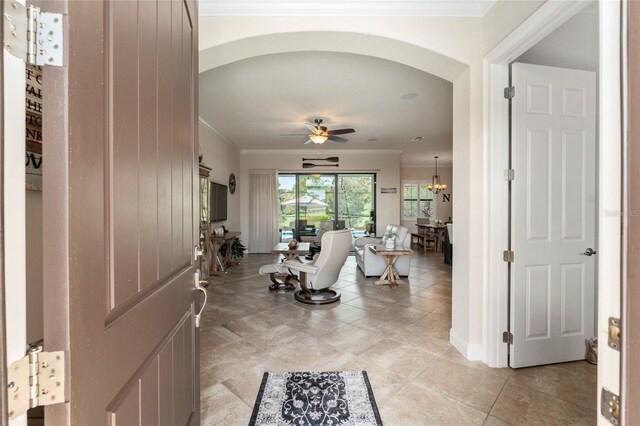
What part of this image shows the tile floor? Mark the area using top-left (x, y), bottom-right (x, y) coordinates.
top-left (199, 251), bottom-right (596, 425)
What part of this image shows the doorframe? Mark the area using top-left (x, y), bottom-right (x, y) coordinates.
top-left (482, 0), bottom-right (604, 368)
top-left (0, 0), bottom-right (6, 423)
top-left (623, 0), bottom-right (639, 422)
top-left (2, 0), bottom-right (28, 422)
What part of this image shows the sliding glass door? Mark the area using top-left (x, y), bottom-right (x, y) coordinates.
top-left (277, 173), bottom-right (376, 241)
top-left (298, 174), bottom-right (335, 231)
top-left (338, 174), bottom-right (375, 235)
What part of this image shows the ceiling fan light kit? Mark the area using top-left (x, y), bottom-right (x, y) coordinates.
top-left (309, 134), bottom-right (329, 144)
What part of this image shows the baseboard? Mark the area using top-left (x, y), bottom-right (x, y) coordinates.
top-left (449, 328), bottom-right (482, 361)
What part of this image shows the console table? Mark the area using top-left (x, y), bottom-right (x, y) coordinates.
top-left (209, 231), bottom-right (241, 275)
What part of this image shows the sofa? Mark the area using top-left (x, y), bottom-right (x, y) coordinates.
top-left (354, 224), bottom-right (412, 277)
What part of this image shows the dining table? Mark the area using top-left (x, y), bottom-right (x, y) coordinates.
top-left (416, 223), bottom-right (447, 251)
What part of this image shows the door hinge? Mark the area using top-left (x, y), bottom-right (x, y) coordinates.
top-left (503, 250), bottom-right (515, 263)
top-left (504, 169), bottom-right (515, 181)
top-left (601, 388), bottom-right (620, 425)
top-left (504, 86), bottom-right (515, 99)
top-left (608, 317), bottom-right (621, 351)
top-left (3, 1), bottom-right (64, 66)
top-left (502, 331), bottom-right (513, 344)
top-left (7, 345), bottom-right (65, 420)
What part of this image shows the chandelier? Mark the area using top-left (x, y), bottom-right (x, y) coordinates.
top-left (427, 156), bottom-right (447, 194)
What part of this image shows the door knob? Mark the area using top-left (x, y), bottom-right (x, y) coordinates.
top-left (581, 248), bottom-right (597, 256)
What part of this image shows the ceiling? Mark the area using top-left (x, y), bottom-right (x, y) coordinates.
top-left (198, 0), bottom-right (498, 17)
top-left (199, 51), bottom-right (453, 165)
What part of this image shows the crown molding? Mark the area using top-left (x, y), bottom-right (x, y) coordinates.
top-left (401, 162), bottom-right (453, 167)
top-left (240, 148), bottom-right (403, 155)
top-left (198, 1), bottom-right (497, 17)
top-left (198, 117), bottom-right (239, 150)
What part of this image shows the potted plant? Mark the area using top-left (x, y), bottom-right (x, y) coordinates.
top-left (221, 238), bottom-right (247, 260)
top-left (384, 231), bottom-right (396, 249)
top-left (231, 238), bottom-right (247, 259)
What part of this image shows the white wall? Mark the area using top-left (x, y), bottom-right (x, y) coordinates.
top-left (240, 150), bottom-right (401, 246)
top-left (515, 3), bottom-right (598, 72)
top-left (199, 122), bottom-right (241, 232)
top-left (483, 0), bottom-right (546, 54)
top-left (400, 165), bottom-right (453, 231)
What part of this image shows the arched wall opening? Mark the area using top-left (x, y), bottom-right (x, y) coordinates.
top-left (199, 31), bottom-right (481, 360)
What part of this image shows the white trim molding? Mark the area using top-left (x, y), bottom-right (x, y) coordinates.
top-left (240, 148), bottom-right (403, 155)
top-left (482, 0), bottom-right (595, 368)
top-left (198, 116), bottom-right (239, 150)
top-left (198, 0), bottom-right (497, 17)
top-left (450, 328), bottom-right (482, 361)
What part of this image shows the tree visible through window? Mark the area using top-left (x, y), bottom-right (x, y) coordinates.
top-left (403, 182), bottom-right (435, 219)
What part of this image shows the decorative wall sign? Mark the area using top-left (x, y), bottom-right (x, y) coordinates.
top-left (26, 152), bottom-right (42, 191)
top-left (26, 65), bottom-right (43, 150)
top-left (26, 65), bottom-right (43, 190)
top-left (442, 193), bottom-right (451, 202)
top-left (380, 187), bottom-right (397, 194)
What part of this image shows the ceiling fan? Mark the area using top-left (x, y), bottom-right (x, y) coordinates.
top-left (280, 119), bottom-right (355, 145)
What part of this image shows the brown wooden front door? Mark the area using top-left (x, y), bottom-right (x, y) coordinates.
top-left (42, 0), bottom-right (200, 423)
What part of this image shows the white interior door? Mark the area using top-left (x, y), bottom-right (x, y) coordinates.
top-left (510, 62), bottom-right (597, 368)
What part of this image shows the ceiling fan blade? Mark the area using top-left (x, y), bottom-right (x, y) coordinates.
top-left (328, 128), bottom-right (355, 136)
top-left (279, 133), bottom-right (308, 136)
top-left (328, 135), bottom-right (349, 143)
top-left (305, 122), bottom-right (316, 132)
top-left (304, 139), bottom-right (313, 145)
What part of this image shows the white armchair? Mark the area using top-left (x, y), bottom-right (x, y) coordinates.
top-left (284, 229), bottom-right (352, 305)
top-left (354, 225), bottom-right (412, 277)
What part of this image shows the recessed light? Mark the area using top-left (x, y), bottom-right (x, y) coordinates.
top-left (412, 136), bottom-right (424, 142)
top-left (401, 93), bottom-right (418, 100)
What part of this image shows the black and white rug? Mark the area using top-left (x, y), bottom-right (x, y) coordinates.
top-left (249, 371), bottom-right (383, 426)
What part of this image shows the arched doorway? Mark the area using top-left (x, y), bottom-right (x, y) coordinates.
top-left (199, 31), bottom-right (482, 360)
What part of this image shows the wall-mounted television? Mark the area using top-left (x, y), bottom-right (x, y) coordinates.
top-left (210, 182), bottom-right (228, 222)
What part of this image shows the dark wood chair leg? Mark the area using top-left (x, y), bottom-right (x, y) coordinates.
top-left (293, 271), bottom-right (341, 305)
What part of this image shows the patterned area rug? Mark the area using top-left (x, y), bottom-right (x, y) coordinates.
top-left (249, 371), bottom-right (383, 426)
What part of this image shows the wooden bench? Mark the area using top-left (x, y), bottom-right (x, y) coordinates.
top-left (411, 232), bottom-right (439, 252)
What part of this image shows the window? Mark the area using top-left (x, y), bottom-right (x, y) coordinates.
top-left (277, 173), bottom-right (376, 241)
top-left (403, 182), bottom-right (435, 219)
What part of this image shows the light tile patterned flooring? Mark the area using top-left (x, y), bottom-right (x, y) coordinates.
top-left (199, 252), bottom-right (596, 425)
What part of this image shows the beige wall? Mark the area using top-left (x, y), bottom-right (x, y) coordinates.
top-left (26, 189), bottom-right (43, 344)
top-left (199, 122), bottom-right (241, 232)
top-left (240, 150), bottom-right (401, 240)
top-left (483, 0), bottom-right (546, 53)
top-left (400, 165), bottom-right (453, 232)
